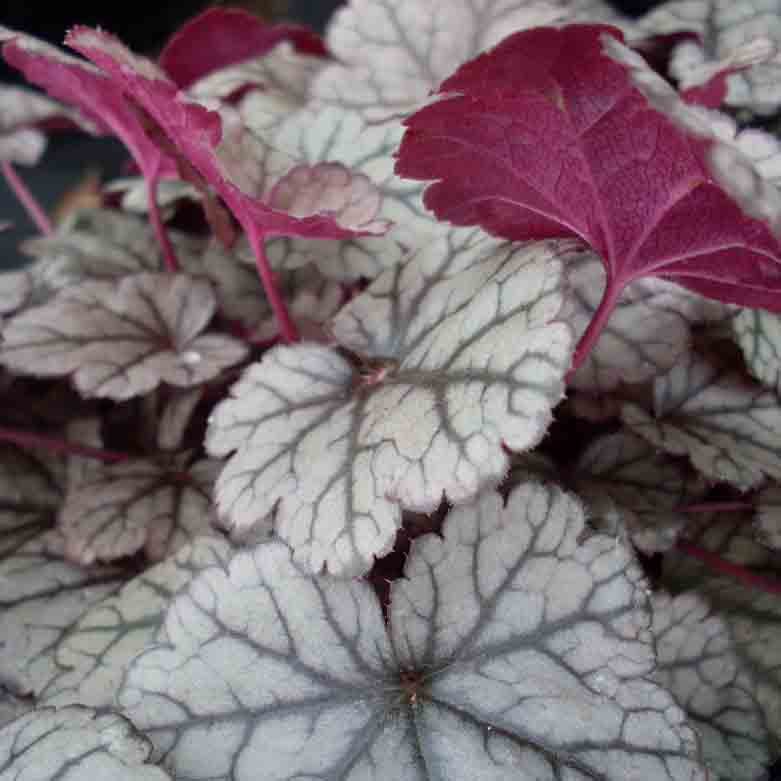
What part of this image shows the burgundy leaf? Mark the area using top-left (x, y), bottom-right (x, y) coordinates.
top-left (159, 6), bottom-right (327, 90)
top-left (0, 30), bottom-right (173, 182)
top-left (395, 25), bottom-right (781, 366)
top-left (66, 26), bottom-right (370, 244)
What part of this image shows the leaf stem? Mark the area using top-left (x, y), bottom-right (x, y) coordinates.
top-left (567, 277), bottom-right (624, 377)
top-left (1, 162), bottom-right (53, 236)
top-left (145, 162), bottom-right (179, 273)
top-left (245, 224), bottom-right (299, 343)
top-left (676, 539), bottom-right (781, 596)
top-left (676, 500), bottom-right (754, 514)
top-left (0, 426), bottom-right (129, 463)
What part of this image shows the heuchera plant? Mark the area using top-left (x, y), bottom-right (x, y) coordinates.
top-left (2, 2), bottom-right (781, 780)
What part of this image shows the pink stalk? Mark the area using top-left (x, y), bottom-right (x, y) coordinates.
top-left (0, 425), bottom-right (128, 463)
top-left (676, 539), bottom-right (781, 596)
top-left (1, 161), bottom-right (54, 236)
top-left (567, 278), bottom-right (624, 377)
top-left (677, 500), bottom-right (755, 514)
top-left (145, 161), bottom-right (179, 272)
top-left (245, 224), bottom-right (299, 343)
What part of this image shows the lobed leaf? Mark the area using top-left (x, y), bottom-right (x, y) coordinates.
top-left (0, 445), bottom-right (62, 556)
top-left (20, 208), bottom-right (340, 341)
top-left (207, 232), bottom-right (575, 575)
top-left (0, 530), bottom-right (125, 696)
top-left (40, 536), bottom-right (232, 709)
top-left (396, 25), bottom-right (781, 313)
top-left (663, 517), bottom-right (781, 747)
top-left (66, 26), bottom-right (384, 243)
top-left (1, 272), bottom-right (247, 400)
top-left (120, 482), bottom-right (706, 781)
top-left (622, 350), bottom-right (781, 489)
top-left (0, 28), bottom-right (171, 186)
top-left (651, 591), bottom-right (771, 780)
top-left (564, 254), bottom-right (703, 393)
top-left (754, 483), bottom-right (781, 550)
top-left (310, 0), bottom-right (566, 121)
top-left (602, 34), bottom-right (781, 239)
top-left (189, 41), bottom-right (324, 110)
top-left (637, 0), bottom-right (781, 114)
top-left (733, 307), bottom-right (781, 394)
top-left (59, 456), bottom-right (220, 565)
top-left (574, 430), bottom-right (707, 553)
top-left (0, 706), bottom-right (170, 781)
top-left (266, 106), bottom-right (436, 281)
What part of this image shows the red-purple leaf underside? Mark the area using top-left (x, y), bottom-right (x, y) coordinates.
top-left (159, 6), bottom-right (327, 89)
top-left (1, 37), bottom-right (170, 183)
top-left (66, 26), bottom-right (363, 243)
top-left (396, 25), bottom-right (781, 312)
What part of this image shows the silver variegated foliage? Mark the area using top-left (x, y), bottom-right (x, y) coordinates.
top-left (0, 445), bottom-right (63, 556)
top-left (1, 273), bottom-right (247, 400)
top-left (622, 350), bottom-right (781, 489)
top-left (0, 706), bottom-right (170, 781)
top-left (266, 106), bottom-right (435, 281)
top-left (651, 591), bottom-right (770, 780)
top-left (0, 691), bottom-right (31, 729)
top-left (0, 530), bottom-right (125, 696)
top-left (192, 41), bottom-right (323, 106)
top-left (733, 307), bottom-right (781, 394)
top-left (120, 482), bottom-right (707, 781)
top-left (20, 208), bottom-right (342, 342)
top-left (637, 0), bottom-right (781, 115)
top-left (59, 456), bottom-right (220, 565)
top-left (207, 232), bottom-right (575, 575)
top-left (104, 178), bottom-right (200, 215)
top-left (564, 255), bottom-right (701, 393)
top-left (0, 271), bottom-right (32, 322)
top-left (40, 536), bottom-right (233, 709)
top-left (663, 518), bottom-right (781, 745)
top-left (755, 483), bottom-right (781, 549)
top-left (310, 0), bottom-right (566, 121)
top-left (156, 389), bottom-right (202, 452)
top-left (574, 431), bottom-right (707, 553)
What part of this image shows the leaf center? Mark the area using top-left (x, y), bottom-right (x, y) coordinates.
top-left (398, 669), bottom-right (426, 708)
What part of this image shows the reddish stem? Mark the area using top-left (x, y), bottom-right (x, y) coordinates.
top-left (145, 162), bottom-right (179, 273)
top-left (676, 539), bottom-right (781, 596)
top-left (0, 426), bottom-right (129, 463)
top-left (245, 224), bottom-right (299, 343)
top-left (677, 500), bottom-right (754, 514)
top-left (567, 277), bottom-right (624, 378)
top-left (1, 162), bottom-right (54, 236)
